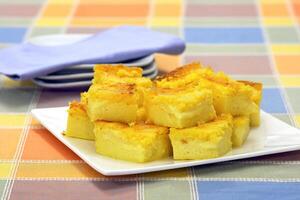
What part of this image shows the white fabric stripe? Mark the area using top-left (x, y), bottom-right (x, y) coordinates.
top-left (4, 89), bottom-right (41, 200)
top-left (146, 0), bottom-right (154, 28)
top-left (0, 1), bottom-right (49, 194)
top-left (62, 0), bottom-right (79, 33)
top-left (187, 168), bottom-right (197, 200)
top-left (254, 0), bottom-right (296, 125)
top-left (1, 177), bottom-right (300, 183)
top-left (137, 180), bottom-right (144, 200)
top-left (191, 167), bottom-right (199, 200)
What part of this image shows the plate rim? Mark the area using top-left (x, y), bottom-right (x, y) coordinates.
top-left (32, 69), bottom-right (158, 88)
top-left (31, 107), bottom-right (300, 176)
top-left (36, 62), bottom-right (157, 81)
top-left (32, 79), bottom-right (92, 88)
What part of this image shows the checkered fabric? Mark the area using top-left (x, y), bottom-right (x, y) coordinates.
top-left (0, 0), bottom-right (300, 199)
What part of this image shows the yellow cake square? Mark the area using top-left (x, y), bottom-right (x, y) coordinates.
top-left (169, 114), bottom-right (232, 160)
top-left (87, 65), bottom-right (153, 124)
top-left (86, 83), bottom-right (143, 123)
top-left (155, 63), bottom-right (259, 117)
top-left (238, 80), bottom-right (263, 127)
top-left (94, 64), bottom-right (142, 81)
top-left (145, 85), bottom-right (216, 128)
top-left (65, 100), bottom-right (94, 140)
top-left (93, 64), bottom-right (152, 88)
top-left (232, 116), bottom-right (250, 147)
top-left (237, 80), bottom-right (263, 105)
top-left (65, 62), bottom-right (261, 162)
top-left (205, 80), bottom-right (257, 116)
top-left (94, 121), bottom-right (171, 162)
top-left (249, 109), bottom-right (260, 127)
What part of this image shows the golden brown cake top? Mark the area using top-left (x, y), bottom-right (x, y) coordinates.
top-left (155, 62), bottom-right (238, 90)
top-left (156, 62), bottom-right (202, 81)
top-left (94, 120), bottom-right (169, 146)
top-left (93, 64), bottom-right (142, 85)
top-left (155, 63), bottom-right (203, 88)
top-left (145, 84), bottom-right (213, 111)
top-left (155, 62), bottom-right (262, 97)
top-left (237, 80), bottom-right (263, 105)
top-left (94, 64), bottom-right (142, 77)
top-left (87, 83), bottom-right (139, 103)
top-left (89, 82), bottom-right (136, 94)
top-left (93, 64), bottom-right (152, 88)
top-left (68, 101), bottom-right (87, 116)
top-left (80, 92), bottom-right (88, 104)
top-left (237, 80), bottom-right (263, 92)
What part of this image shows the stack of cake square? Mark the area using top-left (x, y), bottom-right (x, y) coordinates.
top-left (66, 63), bottom-right (262, 162)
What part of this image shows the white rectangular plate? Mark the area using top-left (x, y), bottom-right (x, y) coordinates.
top-left (32, 107), bottom-right (300, 176)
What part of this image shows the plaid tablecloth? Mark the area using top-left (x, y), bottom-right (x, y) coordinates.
top-left (1, 0), bottom-right (300, 199)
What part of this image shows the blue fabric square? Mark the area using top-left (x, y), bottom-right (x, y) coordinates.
top-left (0, 28), bottom-right (27, 43)
top-left (196, 181), bottom-right (300, 200)
top-left (184, 27), bottom-right (264, 43)
top-left (261, 88), bottom-right (287, 113)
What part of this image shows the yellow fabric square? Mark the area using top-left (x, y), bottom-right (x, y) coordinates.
top-left (36, 18), bottom-right (68, 27)
top-left (0, 114), bottom-right (26, 127)
top-left (79, 0), bottom-right (148, 4)
top-left (0, 163), bottom-right (12, 178)
top-left (48, 0), bottom-right (74, 4)
top-left (261, 0), bottom-right (286, 3)
top-left (263, 17), bottom-right (294, 26)
top-left (155, 0), bottom-right (181, 4)
top-left (280, 76), bottom-right (300, 86)
top-left (271, 45), bottom-right (300, 54)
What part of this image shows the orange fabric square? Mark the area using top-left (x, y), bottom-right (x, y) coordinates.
top-left (42, 4), bottom-right (72, 17)
top-left (261, 4), bottom-right (289, 17)
top-left (21, 128), bottom-right (80, 160)
top-left (71, 17), bottom-right (146, 27)
top-left (293, 3), bottom-right (300, 16)
top-left (275, 55), bottom-right (300, 74)
top-left (29, 115), bottom-right (43, 128)
top-left (74, 4), bottom-right (149, 17)
top-left (155, 54), bottom-right (181, 73)
top-left (154, 4), bottom-right (181, 17)
top-left (0, 129), bottom-right (22, 159)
